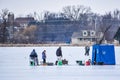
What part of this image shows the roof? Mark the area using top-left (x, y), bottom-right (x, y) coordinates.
top-left (72, 30), bottom-right (102, 38)
top-left (15, 17), bottom-right (34, 24)
top-left (114, 27), bottom-right (120, 40)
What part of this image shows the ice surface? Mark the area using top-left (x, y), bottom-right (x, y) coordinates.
top-left (0, 46), bottom-right (120, 80)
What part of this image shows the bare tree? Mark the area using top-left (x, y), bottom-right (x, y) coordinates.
top-left (113, 9), bottom-right (120, 19)
top-left (62, 5), bottom-right (91, 20)
top-left (0, 9), bottom-right (9, 20)
top-left (14, 25), bottom-right (37, 43)
top-left (23, 25), bottom-right (37, 43)
top-left (0, 9), bottom-right (9, 43)
top-left (99, 10), bottom-right (120, 42)
top-left (33, 12), bottom-right (41, 21)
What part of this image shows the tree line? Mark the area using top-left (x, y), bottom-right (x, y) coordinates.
top-left (0, 5), bottom-right (120, 44)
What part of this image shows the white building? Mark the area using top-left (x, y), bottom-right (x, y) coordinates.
top-left (71, 30), bottom-right (103, 45)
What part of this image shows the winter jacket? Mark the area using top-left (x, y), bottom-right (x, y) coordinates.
top-left (56, 48), bottom-right (62, 57)
top-left (42, 52), bottom-right (46, 59)
top-left (30, 49), bottom-right (38, 58)
top-left (85, 46), bottom-right (90, 52)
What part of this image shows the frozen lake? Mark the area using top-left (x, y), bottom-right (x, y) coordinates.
top-left (0, 46), bottom-right (120, 80)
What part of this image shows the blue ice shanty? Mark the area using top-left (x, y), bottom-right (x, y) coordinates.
top-left (92, 44), bottom-right (116, 65)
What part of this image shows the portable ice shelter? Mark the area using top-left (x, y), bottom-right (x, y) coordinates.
top-left (92, 44), bottom-right (116, 65)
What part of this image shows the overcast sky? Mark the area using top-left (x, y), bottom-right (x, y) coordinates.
top-left (0, 0), bottom-right (120, 17)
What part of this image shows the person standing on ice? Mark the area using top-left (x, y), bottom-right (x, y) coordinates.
top-left (56, 46), bottom-right (62, 60)
top-left (42, 50), bottom-right (46, 64)
top-left (85, 46), bottom-right (90, 56)
top-left (30, 49), bottom-right (39, 65)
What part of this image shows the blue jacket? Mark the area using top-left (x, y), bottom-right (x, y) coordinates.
top-left (42, 52), bottom-right (46, 59)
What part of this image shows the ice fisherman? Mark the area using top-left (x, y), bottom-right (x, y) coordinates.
top-left (29, 49), bottom-right (39, 65)
top-left (42, 50), bottom-right (46, 64)
top-left (85, 46), bottom-right (90, 56)
top-left (56, 47), bottom-right (62, 60)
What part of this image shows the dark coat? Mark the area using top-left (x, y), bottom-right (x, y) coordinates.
top-left (85, 46), bottom-right (90, 52)
top-left (56, 47), bottom-right (62, 57)
top-left (30, 49), bottom-right (38, 58)
top-left (85, 46), bottom-right (90, 56)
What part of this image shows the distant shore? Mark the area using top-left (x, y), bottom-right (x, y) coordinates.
top-left (0, 43), bottom-right (119, 47)
top-left (0, 43), bottom-right (78, 47)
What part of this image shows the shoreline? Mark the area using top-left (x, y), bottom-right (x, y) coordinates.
top-left (0, 43), bottom-right (119, 47)
top-left (0, 43), bottom-right (84, 47)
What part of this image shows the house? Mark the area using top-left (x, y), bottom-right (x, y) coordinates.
top-left (71, 30), bottom-right (103, 45)
top-left (15, 17), bottom-right (35, 28)
top-left (114, 27), bottom-right (120, 44)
